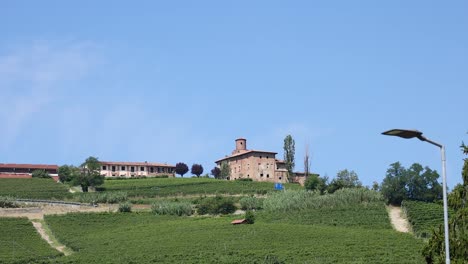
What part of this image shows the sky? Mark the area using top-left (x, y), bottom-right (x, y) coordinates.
top-left (0, 1), bottom-right (467, 188)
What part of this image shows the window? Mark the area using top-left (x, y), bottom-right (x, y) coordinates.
top-left (279, 177), bottom-right (282, 180)
top-left (267, 174), bottom-right (270, 178)
top-left (158, 167), bottom-right (161, 173)
top-left (121, 166), bottom-right (125, 171)
top-left (247, 174), bottom-right (250, 178)
top-left (260, 156), bottom-right (262, 159)
top-left (260, 173), bottom-right (264, 177)
top-left (102, 166), bottom-right (107, 170)
top-left (111, 166), bottom-right (116, 172)
top-left (140, 167), bottom-right (145, 171)
top-left (131, 166), bottom-right (135, 172)
top-left (150, 167), bottom-right (154, 173)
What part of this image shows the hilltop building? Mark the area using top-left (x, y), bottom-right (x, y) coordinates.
top-left (0, 163), bottom-right (59, 181)
top-left (99, 161), bottom-right (176, 178)
top-left (215, 138), bottom-right (288, 183)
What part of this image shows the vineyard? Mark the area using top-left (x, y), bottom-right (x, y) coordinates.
top-left (401, 200), bottom-right (452, 238)
top-left (0, 218), bottom-right (62, 264)
top-left (101, 177), bottom-right (302, 198)
top-left (0, 179), bottom-right (71, 200)
top-left (43, 212), bottom-right (424, 264)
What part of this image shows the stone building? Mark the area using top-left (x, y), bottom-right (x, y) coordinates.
top-left (215, 138), bottom-right (288, 183)
top-left (99, 161), bottom-right (175, 178)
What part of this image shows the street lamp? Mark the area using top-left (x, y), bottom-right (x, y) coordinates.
top-left (382, 129), bottom-right (450, 264)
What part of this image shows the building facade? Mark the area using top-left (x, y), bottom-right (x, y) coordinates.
top-left (0, 163), bottom-right (59, 181)
top-left (99, 161), bottom-right (176, 178)
top-left (215, 138), bottom-right (288, 183)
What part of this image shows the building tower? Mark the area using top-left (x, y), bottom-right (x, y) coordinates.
top-left (233, 138), bottom-right (247, 154)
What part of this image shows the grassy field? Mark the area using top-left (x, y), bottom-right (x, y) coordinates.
top-left (0, 184), bottom-right (427, 263)
top-left (401, 200), bottom-right (450, 238)
top-left (43, 212), bottom-right (424, 264)
top-left (0, 218), bottom-right (62, 264)
top-left (0, 178), bottom-right (71, 200)
top-left (101, 177), bottom-right (302, 198)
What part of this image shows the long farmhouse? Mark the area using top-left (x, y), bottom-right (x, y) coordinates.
top-left (99, 161), bottom-right (176, 178)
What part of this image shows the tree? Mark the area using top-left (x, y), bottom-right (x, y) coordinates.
top-left (191, 164), bottom-right (204, 177)
top-left (175, 162), bottom-right (189, 177)
top-left (31, 169), bottom-right (51, 178)
top-left (219, 162), bottom-right (230, 180)
top-left (406, 163), bottom-right (442, 202)
top-left (380, 162), bottom-right (408, 205)
top-left (283, 135), bottom-right (295, 178)
top-left (58, 165), bottom-right (77, 182)
top-left (304, 174), bottom-right (327, 194)
top-left (380, 162), bottom-right (443, 205)
top-left (71, 156), bottom-right (104, 192)
top-left (327, 169), bottom-right (361, 194)
top-left (304, 143), bottom-right (311, 181)
top-left (371, 181), bottom-right (380, 192)
top-left (211, 167), bottom-right (221, 179)
top-left (423, 142), bottom-right (468, 263)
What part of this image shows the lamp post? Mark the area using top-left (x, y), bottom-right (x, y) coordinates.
top-left (382, 129), bottom-right (450, 264)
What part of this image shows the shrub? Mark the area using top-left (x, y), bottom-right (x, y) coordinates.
top-left (31, 169), bottom-right (51, 178)
top-left (245, 210), bottom-right (255, 224)
top-left (0, 196), bottom-right (19, 208)
top-left (240, 196), bottom-right (263, 210)
top-left (78, 191), bottom-right (128, 204)
top-left (152, 201), bottom-right (193, 216)
top-left (197, 196), bottom-right (236, 215)
top-left (118, 202), bottom-right (132, 212)
top-left (263, 188), bottom-right (384, 213)
top-left (237, 178), bottom-right (253, 182)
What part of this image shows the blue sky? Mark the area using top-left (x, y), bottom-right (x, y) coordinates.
top-left (1, 1), bottom-right (467, 188)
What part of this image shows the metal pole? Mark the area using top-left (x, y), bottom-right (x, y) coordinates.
top-left (441, 146), bottom-right (450, 264)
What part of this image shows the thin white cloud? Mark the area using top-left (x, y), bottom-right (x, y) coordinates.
top-left (0, 40), bottom-right (98, 149)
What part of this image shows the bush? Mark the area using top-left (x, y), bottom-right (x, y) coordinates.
top-left (31, 169), bottom-right (51, 178)
top-left (78, 191), bottom-right (128, 204)
top-left (263, 188), bottom-right (384, 213)
top-left (197, 196), bottom-right (236, 215)
top-left (152, 201), bottom-right (193, 216)
top-left (0, 196), bottom-right (19, 208)
top-left (237, 178), bottom-right (253, 182)
top-left (245, 210), bottom-right (255, 224)
top-left (240, 196), bottom-right (263, 210)
top-left (118, 202), bottom-right (132, 212)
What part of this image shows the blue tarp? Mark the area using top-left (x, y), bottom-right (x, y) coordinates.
top-left (274, 183), bottom-right (284, 190)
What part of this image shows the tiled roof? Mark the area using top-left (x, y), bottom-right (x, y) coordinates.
top-left (99, 161), bottom-right (175, 167)
top-left (215, 150), bottom-right (277, 163)
top-left (0, 163), bottom-right (58, 169)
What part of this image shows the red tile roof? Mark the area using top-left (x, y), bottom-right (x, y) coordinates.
top-left (215, 150), bottom-right (277, 163)
top-left (99, 161), bottom-right (175, 167)
top-left (0, 163), bottom-right (58, 170)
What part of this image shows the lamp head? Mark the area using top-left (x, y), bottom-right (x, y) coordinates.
top-left (382, 129), bottom-right (425, 140)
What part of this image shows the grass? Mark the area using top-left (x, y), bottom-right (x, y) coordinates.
top-left (401, 200), bottom-right (452, 238)
top-left (43, 212), bottom-right (424, 264)
top-left (0, 178), bottom-right (71, 200)
top-left (0, 218), bottom-right (63, 264)
top-left (100, 177), bottom-right (302, 198)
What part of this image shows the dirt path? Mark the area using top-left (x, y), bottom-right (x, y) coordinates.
top-left (32, 220), bottom-right (72, 256)
top-left (0, 204), bottom-right (117, 219)
top-left (1, 204), bottom-right (118, 256)
top-left (387, 205), bottom-right (410, 233)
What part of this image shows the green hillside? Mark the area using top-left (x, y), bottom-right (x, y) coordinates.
top-left (101, 177), bottom-right (302, 197)
top-left (0, 218), bottom-right (62, 264)
top-left (43, 212), bottom-right (424, 264)
top-left (0, 178), bottom-right (70, 200)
